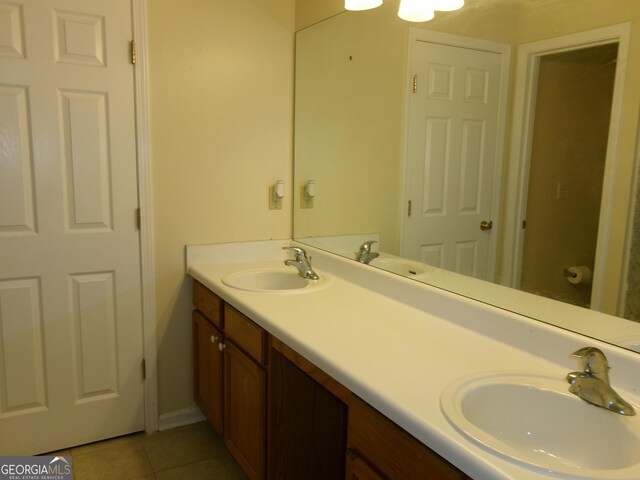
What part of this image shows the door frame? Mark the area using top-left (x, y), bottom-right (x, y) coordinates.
top-left (502, 23), bottom-right (631, 312)
top-left (619, 126), bottom-right (640, 317)
top-left (133, 0), bottom-right (158, 433)
top-left (400, 28), bottom-right (511, 281)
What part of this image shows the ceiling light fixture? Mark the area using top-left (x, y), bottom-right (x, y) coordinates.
top-left (431, 0), bottom-right (464, 11)
top-left (345, 0), bottom-right (383, 11)
top-left (397, 0), bottom-right (435, 22)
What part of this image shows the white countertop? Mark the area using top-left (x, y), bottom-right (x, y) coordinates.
top-left (186, 240), bottom-right (640, 480)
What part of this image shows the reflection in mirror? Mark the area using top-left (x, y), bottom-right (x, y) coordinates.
top-left (293, 0), bottom-right (640, 350)
top-left (518, 43), bottom-right (617, 309)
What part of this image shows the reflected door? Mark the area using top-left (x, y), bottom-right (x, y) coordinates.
top-left (402, 37), bottom-right (507, 280)
top-left (0, 0), bottom-right (144, 454)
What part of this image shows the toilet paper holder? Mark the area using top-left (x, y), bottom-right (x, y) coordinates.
top-left (563, 266), bottom-right (593, 284)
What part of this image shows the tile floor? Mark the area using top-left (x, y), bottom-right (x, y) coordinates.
top-left (45, 422), bottom-right (248, 480)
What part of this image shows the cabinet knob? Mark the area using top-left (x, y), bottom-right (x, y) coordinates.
top-left (218, 342), bottom-right (226, 352)
top-left (210, 335), bottom-right (217, 343)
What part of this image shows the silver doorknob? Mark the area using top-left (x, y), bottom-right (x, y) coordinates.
top-left (480, 220), bottom-right (493, 231)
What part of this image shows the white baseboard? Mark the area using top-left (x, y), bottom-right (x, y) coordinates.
top-left (158, 407), bottom-right (206, 432)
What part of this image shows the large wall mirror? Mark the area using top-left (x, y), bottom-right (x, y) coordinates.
top-left (293, 0), bottom-right (640, 350)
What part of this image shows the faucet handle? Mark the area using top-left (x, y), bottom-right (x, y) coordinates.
top-left (570, 347), bottom-right (610, 382)
top-left (359, 240), bottom-right (377, 253)
top-left (283, 246), bottom-right (309, 261)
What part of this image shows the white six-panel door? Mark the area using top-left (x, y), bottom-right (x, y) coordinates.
top-left (0, 0), bottom-right (144, 454)
top-left (402, 33), bottom-right (508, 280)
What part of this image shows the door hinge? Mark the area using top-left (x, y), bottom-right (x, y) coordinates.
top-left (130, 40), bottom-right (137, 65)
top-left (412, 75), bottom-right (418, 93)
top-left (136, 208), bottom-right (142, 229)
top-left (522, 220), bottom-right (527, 229)
top-left (141, 358), bottom-right (146, 380)
top-left (407, 200), bottom-right (412, 217)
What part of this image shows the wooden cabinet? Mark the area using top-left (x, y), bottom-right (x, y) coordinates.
top-left (223, 304), bottom-right (268, 480)
top-left (269, 338), bottom-right (468, 480)
top-left (192, 282), bottom-right (267, 480)
top-left (193, 280), bottom-right (222, 328)
top-left (345, 450), bottom-right (386, 480)
top-left (193, 281), bottom-right (471, 480)
top-left (347, 395), bottom-right (470, 480)
top-left (192, 311), bottom-right (223, 434)
top-left (224, 340), bottom-right (266, 480)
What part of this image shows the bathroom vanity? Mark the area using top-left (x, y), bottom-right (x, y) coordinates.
top-left (187, 240), bottom-right (640, 480)
top-left (193, 279), bottom-right (469, 480)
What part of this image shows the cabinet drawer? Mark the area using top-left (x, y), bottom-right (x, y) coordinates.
top-left (224, 304), bottom-right (266, 365)
top-left (193, 281), bottom-right (222, 328)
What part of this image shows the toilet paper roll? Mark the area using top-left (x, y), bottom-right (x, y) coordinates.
top-left (566, 266), bottom-right (592, 285)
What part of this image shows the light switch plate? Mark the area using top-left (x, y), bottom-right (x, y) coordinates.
top-left (557, 182), bottom-right (570, 200)
top-left (300, 185), bottom-right (314, 209)
top-left (269, 185), bottom-right (283, 210)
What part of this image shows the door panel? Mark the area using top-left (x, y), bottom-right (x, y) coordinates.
top-left (0, 0), bottom-right (143, 454)
top-left (59, 90), bottom-right (113, 231)
top-left (69, 272), bottom-right (118, 400)
top-left (0, 84), bottom-right (36, 234)
top-left (0, 278), bottom-right (46, 415)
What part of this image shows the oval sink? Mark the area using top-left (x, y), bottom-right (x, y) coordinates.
top-left (441, 373), bottom-right (640, 478)
top-left (370, 258), bottom-right (426, 276)
top-left (222, 267), bottom-right (327, 293)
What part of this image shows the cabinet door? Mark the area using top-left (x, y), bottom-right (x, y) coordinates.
top-left (193, 311), bottom-right (224, 435)
top-left (224, 341), bottom-right (266, 480)
top-left (269, 349), bottom-right (347, 480)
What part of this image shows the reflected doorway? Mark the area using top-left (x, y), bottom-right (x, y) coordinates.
top-left (506, 24), bottom-right (630, 315)
top-left (520, 44), bottom-right (618, 308)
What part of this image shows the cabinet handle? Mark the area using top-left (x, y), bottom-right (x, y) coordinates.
top-left (210, 335), bottom-right (217, 344)
top-left (218, 342), bottom-right (226, 352)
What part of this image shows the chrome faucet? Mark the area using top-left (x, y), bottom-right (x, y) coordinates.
top-left (356, 241), bottom-right (379, 264)
top-left (283, 247), bottom-right (319, 280)
top-left (566, 347), bottom-right (636, 416)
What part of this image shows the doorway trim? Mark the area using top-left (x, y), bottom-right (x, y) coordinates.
top-left (400, 28), bottom-right (511, 281)
top-left (133, 0), bottom-right (158, 433)
top-left (502, 23), bottom-right (631, 312)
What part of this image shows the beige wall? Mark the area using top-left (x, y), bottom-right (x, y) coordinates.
top-left (295, 0), bottom-right (343, 30)
top-left (294, 3), bottom-right (407, 254)
top-left (148, 0), bottom-right (295, 416)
